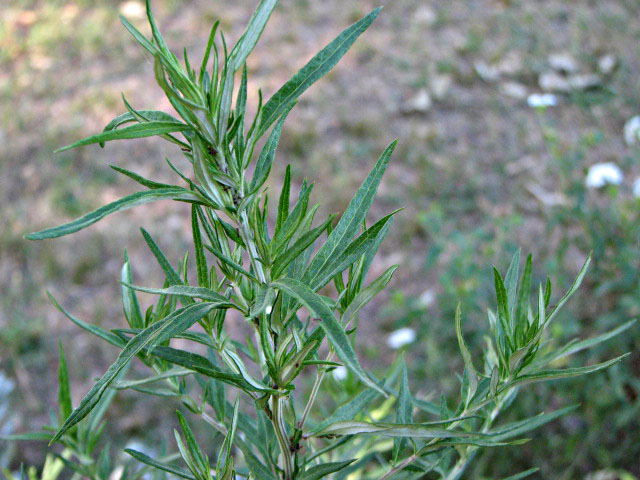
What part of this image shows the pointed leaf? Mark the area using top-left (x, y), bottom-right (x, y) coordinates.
top-left (304, 141), bottom-right (396, 288)
top-left (55, 121), bottom-right (191, 153)
top-left (57, 342), bottom-right (73, 428)
top-left (50, 302), bottom-right (222, 444)
top-left (393, 357), bottom-right (412, 460)
top-left (272, 277), bottom-right (384, 395)
top-left (298, 460), bottom-right (356, 480)
top-left (342, 265), bottom-right (397, 326)
top-left (26, 188), bottom-right (200, 240)
top-left (249, 106), bottom-right (292, 192)
top-left (258, 8), bottom-right (381, 136)
top-left (309, 211), bottom-right (398, 291)
top-left (507, 353), bottom-right (629, 390)
top-left (123, 284), bottom-right (233, 305)
top-left (229, 0), bottom-right (279, 71)
top-left (125, 449), bottom-right (195, 480)
top-left (48, 293), bottom-right (125, 348)
top-left (122, 253), bottom-right (144, 329)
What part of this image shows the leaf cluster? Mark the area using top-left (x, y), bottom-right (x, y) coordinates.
top-left (12, 1), bottom-right (635, 479)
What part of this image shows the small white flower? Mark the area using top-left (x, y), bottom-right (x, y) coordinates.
top-left (624, 116), bottom-right (640, 146)
top-left (387, 328), bottom-right (416, 349)
top-left (332, 366), bottom-right (347, 381)
top-left (633, 178), bottom-right (640, 198)
top-left (527, 93), bottom-right (558, 108)
top-left (585, 162), bottom-right (623, 189)
top-left (265, 305), bottom-right (272, 315)
top-left (119, 1), bottom-right (146, 20)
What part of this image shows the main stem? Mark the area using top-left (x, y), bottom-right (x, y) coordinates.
top-left (272, 395), bottom-right (294, 480)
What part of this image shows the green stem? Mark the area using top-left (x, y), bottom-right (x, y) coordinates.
top-left (380, 389), bottom-right (513, 480)
top-left (298, 351), bottom-right (335, 430)
top-left (272, 395), bottom-right (294, 480)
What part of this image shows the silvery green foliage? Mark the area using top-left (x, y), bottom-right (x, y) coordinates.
top-left (11, 1), bottom-right (633, 479)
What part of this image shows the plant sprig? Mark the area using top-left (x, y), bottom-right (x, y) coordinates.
top-left (13, 1), bottom-right (635, 479)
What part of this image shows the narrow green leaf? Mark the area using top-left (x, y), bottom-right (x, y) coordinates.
top-left (120, 14), bottom-right (160, 56)
top-left (191, 207), bottom-right (209, 289)
top-left (271, 216), bottom-right (334, 278)
top-left (493, 267), bottom-right (514, 348)
top-left (199, 20), bottom-right (220, 82)
top-left (176, 411), bottom-right (208, 475)
top-left (504, 249), bottom-right (521, 326)
top-left (258, 8), bottom-right (381, 136)
top-left (535, 319), bottom-right (637, 367)
top-left (272, 277), bottom-right (384, 395)
top-left (57, 342), bottom-right (73, 428)
top-left (489, 405), bottom-right (577, 441)
top-left (50, 303), bottom-right (222, 444)
top-left (313, 421), bottom-right (478, 439)
top-left (140, 228), bottom-right (185, 287)
top-left (545, 254), bottom-right (591, 325)
top-left (26, 188), bottom-right (199, 240)
top-left (149, 346), bottom-right (260, 392)
top-left (270, 181), bottom-right (313, 252)
top-left (123, 283), bottom-right (232, 305)
top-left (393, 357), bottom-right (412, 460)
top-left (304, 141), bottom-right (396, 288)
top-left (113, 367), bottom-right (193, 389)
top-left (204, 244), bottom-right (260, 282)
top-left (249, 108), bottom-right (292, 193)
top-left (298, 460), bottom-right (356, 480)
top-left (125, 449), bottom-right (195, 480)
top-left (311, 385), bottom-right (380, 435)
top-left (507, 353), bottom-right (629, 390)
top-left (309, 211), bottom-right (398, 291)
top-left (122, 252), bottom-right (144, 329)
top-left (144, 0), bottom-right (170, 53)
top-left (55, 121), bottom-right (191, 153)
top-left (47, 292), bottom-right (125, 348)
top-left (276, 165), bottom-right (292, 236)
top-left (217, 400), bottom-right (240, 477)
top-left (498, 468), bottom-right (540, 480)
top-left (229, 0), bottom-right (278, 71)
top-left (237, 443), bottom-right (278, 480)
top-left (0, 432), bottom-right (53, 442)
top-left (100, 109), bottom-right (184, 146)
top-left (110, 164), bottom-right (174, 191)
top-left (342, 265), bottom-right (397, 326)
top-left (516, 254), bottom-right (533, 327)
top-left (455, 303), bottom-right (478, 404)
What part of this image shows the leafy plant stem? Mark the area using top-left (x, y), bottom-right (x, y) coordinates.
top-left (443, 396), bottom-right (508, 480)
top-left (272, 395), bottom-right (293, 480)
top-left (298, 350), bottom-right (335, 430)
top-left (239, 209), bottom-right (267, 283)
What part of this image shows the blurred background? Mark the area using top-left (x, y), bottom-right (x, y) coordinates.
top-left (1, 0), bottom-right (639, 478)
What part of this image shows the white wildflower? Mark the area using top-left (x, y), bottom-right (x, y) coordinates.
top-left (585, 162), bottom-right (623, 189)
top-left (332, 366), bottom-right (347, 381)
top-left (119, 1), bottom-right (146, 19)
top-left (624, 116), bottom-right (640, 146)
top-left (387, 328), bottom-right (416, 349)
top-left (265, 305), bottom-right (272, 315)
top-left (633, 178), bottom-right (640, 198)
top-left (527, 93), bottom-right (558, 108)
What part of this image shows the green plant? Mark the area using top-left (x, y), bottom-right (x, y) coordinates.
top-left (9, 1), bottom-right (635, 479)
